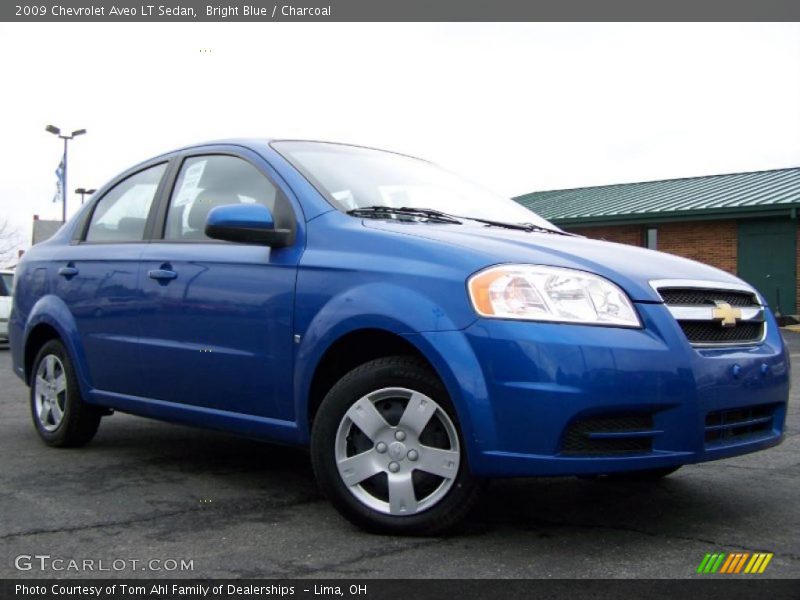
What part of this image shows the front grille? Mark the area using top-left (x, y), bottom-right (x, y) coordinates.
top-left (659, 288), bottom-right (757, 307)
top-left (705, 405), bottom-right (776, 447)
top-left (562, 414), bottom-right (655, 456)
top-left (679, 321), bottom-right (763, 344)
top-left (655, 282), bottom-right (765, 346)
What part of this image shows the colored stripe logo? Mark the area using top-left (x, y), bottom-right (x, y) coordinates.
top-left (697, 552), bottom-right (773, 574)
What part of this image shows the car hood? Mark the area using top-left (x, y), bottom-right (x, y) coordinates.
top-left (363, 221), bottom-right (748, 302)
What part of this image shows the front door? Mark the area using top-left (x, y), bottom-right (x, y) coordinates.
top-left (136, 153), bottom-right (300, 420)
top-left (737, 219), bottom-right (797, 315)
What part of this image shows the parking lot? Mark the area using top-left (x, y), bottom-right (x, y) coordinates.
top-left (1, 333), bottom-right (798, 579)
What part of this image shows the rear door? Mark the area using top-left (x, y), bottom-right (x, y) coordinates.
top-left (135, 148), bottom-right (302, 420)
top-left (59, 161), bottom-right (169, 395)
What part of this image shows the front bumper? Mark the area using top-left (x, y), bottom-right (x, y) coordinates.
top-left (0, 318), bottom-right (8, 341)
top-left (420, 302), bottom-right (789, 478)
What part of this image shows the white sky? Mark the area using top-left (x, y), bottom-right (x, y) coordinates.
top-left (1, 22), bottom-right (798, 249)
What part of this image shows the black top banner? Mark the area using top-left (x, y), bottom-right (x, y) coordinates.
top-left (4, 0), bottom-right (800, 22)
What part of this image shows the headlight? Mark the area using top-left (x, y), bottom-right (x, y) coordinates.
top-left (468, 264), bottom-right (641, 328)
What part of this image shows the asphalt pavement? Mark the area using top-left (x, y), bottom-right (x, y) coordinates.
top-left (0, 334), bottom-right (798, 579)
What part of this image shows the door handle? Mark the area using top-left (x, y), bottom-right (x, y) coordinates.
top-left (148, 269), bottom-right (178, 281)
top-left (58, 265), bottom-right (79, 278)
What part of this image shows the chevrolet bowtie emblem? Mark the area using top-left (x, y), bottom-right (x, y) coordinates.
top-left (712, 301), bottom-right (742, 327)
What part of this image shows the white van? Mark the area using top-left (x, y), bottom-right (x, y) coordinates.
top-left (0, 269), bottom-right (14, 341)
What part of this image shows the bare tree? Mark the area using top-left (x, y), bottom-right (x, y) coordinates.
top-left (0, 218), bottom-right (22, 267)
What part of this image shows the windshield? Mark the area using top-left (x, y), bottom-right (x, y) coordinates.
top-left (272, 141), bottom-right (555, 229)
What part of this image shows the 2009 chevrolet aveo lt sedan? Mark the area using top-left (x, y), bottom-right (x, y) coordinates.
top-left (9, 140), bottom-right (789, 534)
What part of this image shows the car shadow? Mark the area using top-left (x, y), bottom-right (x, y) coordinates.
top-left (88, 417), bottom-right (315, 481)
top-left (462, 471), bottom-right (764, 541)
top-left (70, 415), bottom-right (760, 539)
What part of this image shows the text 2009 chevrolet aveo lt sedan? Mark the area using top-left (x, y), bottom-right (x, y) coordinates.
top-left (9, 140), bottom-right (789, 534)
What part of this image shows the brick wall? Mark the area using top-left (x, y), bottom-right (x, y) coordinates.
top-left (658, 221), bottom-right (738, 275)
top-left (568, 220), bottom-right (738, 276)
top-left (567, 219), bottom-right (799, 316)
top-left (568, 224), bottom-right (643, 246)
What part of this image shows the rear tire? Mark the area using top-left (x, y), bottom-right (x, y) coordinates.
top-left (30, 339), bottom-right (102, 448)
top-left (311, 356), bottom-right (482, 535)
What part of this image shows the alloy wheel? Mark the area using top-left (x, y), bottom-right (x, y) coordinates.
top-left (334, 387), bottom-right (460, 516)
top-left (34, 354), bottom-right (68, 432)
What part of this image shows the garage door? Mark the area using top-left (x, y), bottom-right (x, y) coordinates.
top-left (737, 219), bottom-right (796, 315)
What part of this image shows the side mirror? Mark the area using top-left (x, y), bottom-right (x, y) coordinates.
top-left (205, 204), bottom-right (293, 247)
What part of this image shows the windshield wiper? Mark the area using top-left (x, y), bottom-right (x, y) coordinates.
top-left (347, 206), bottom-right (462, 224)
top-left (415, 210), bottom-right (567, 236)
top-left (462, 217), bottom-right (567, 235)
top-left (347, 205), bottom-right (569, 236)
top-left (517, 222), bottom-right (570, 236)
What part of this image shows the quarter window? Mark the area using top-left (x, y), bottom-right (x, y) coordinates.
top-left (85, 163), bottom-right (166, 242)
top-left (164, 155), bottom-right (291, 241)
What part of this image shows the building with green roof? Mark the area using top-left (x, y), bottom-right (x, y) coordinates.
top-left (515, 167), bottom-right (800, 317)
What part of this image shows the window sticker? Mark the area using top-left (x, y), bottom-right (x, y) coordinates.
top-left (173, 160), bottom-right (207, 207)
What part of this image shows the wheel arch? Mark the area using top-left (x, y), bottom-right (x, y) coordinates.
top-left (304, 328), bottom-right (433, 431)
top-left (23, 295), bottom-right (92, 396)
top-left (295, 322), bottom-right (493, 469)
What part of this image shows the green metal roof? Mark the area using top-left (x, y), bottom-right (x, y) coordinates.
top-left (514, 167), bottom-right (800, 227)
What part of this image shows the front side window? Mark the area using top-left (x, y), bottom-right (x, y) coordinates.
top-left (85, 163), bottom-right (166, 242)
top-left (272, 140), bottom-right (555, 228)
top-left (164, 155), bottom-right (290, 241)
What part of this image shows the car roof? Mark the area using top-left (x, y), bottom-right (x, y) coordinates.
top-left (142, 138), bottom-right (273, 161)
top-left (147, 138), bottom-right (424, 163)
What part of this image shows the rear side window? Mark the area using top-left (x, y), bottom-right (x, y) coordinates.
top-left (85, 163), bottom-right (167, 242)
top-left (164, 155), bottom-right (292, 241)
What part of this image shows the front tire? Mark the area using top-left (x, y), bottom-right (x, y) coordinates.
top-left (30, 339), bottom-right (102, 447)
top-left (311, 356), bottom-right (482, 535)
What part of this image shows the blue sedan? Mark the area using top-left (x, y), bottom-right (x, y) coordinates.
top-left (8, 140), bottom-right (789, 534)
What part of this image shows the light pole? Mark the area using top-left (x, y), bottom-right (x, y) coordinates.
top-left (75, 187), bottom-right (96, 205)
top-left (46, 125), bottom-right (87, 222)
